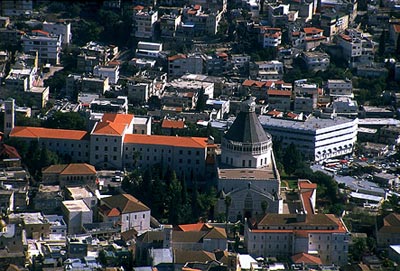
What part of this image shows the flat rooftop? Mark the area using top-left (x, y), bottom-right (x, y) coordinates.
top-left (258, 115), bottom-right (356, 132)
top-left (63, 199), bottom-right (90, 212)
top-left (218, 166), bottom-right (276, 180)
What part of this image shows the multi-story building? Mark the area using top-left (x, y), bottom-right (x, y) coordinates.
top-left (320, 11), bottom-right (349, 37)
top-left (1, 0), bottom-right (33, 17)
top-left (267, 89), bottom-right (292, 111)
top-left (9, 113), bottom-right (215, 177)
top-left (259, 115), bottom-right (358, 162)
top-left (168, 53), bottom-right (205, 77)
top-left (337, 28), bottom-right (375, 68)
top-left (245, 213), bottom-right (350, 265)
top-left (21, 30), bottom-right (62, 65)
top-left (136, 41), bottom-right (163, 59)
top-left (62, 200), bottom-right (93, 235)
top-left (133, 7), bottom-right (158, 39)
top-left (167, 78), bottom-right (214, 99)
top-left (298, 27), bottom-right (327, 51)
top-left (93, 65), bottom-right (119, 85)
top-left (90, 96), bottom-right (128, 114)
top-left (42, 21), bottom-right (72, 45)
top-left (326, 79), bottom-right (353, 98)
top-left (259, 27), bottom-right (282, 48)
top-left (250, 61), bottom-right (284, 80)
top-left (160, 14), bottom-right (182, 39)
top-left (182, 5), bottom-right (222, 36)
top-left (99, 193), bottom-right (150, 233)
top-left (301, 51), bottom-right (330, 72)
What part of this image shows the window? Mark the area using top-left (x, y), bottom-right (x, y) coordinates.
top-left (114, 147), bottom-right (117, 152)
top-left (104, 146), bottom-right (108, 151)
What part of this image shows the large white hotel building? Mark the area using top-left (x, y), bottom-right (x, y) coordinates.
top-left (258, 116), bottom-right (358, 162)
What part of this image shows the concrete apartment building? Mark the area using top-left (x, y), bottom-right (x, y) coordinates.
top-left (326, 79), bottom-right (353, 98)
top-left (21, 30), bottom-right (62, 65)
top-left (160, 14), bottom-right (182, 39)
top-left (42, 21), bottom-right (72, 45)
top-left (168, 54), bottom-right (205, 77)
top-left (1, 0), bottom-right (33, 17)
top-left (62, 199), bottom-right (93, 235)
top-left (245, 213), bottom-right (350, 266)
top-left (136, 41), bottom-right (163, 59)
top-left (259, 27), bottom-right (282, 48)
top-left (259, 115), bottom-right (358, 162)
top-left (182, 5), bottom-right (222, 36)
top-left (301, 51), bottom-right (330, 72)
top-left (133, 7), bottom-right (158, 39)
top-left (93, 65), bottom-right (119, 85)
top-left (337, 28), bottom-right (375, 68)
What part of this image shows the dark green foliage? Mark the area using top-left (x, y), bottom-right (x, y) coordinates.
top-left (122, 165), bottom-right (217, 225)
top-left (283, 143), bottom-right (305, 175)
top-left (43, 112), bottom-right (87, 130)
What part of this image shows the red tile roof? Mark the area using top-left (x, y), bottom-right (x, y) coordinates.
top-left (10, 126), bottom-right (88, 140)
top-left (242, 79), bottom-right (272, 88)
top-left (92, 121), bottom-right (127, 136)
top-left (32, 29), bottom-right (50, 36)
top-left (298, 180), bottom-right (317, 189)
top-left (102, 113), bottom-right (134, 125)
top-left (267, 110), bottom-right (282, 116)
top-left (168, 54), bottom-right (186, 61)
top-left (267, 89), bottom-right (292, 96)
top-left (42, 163), bottom-right (96, 175)
top-left (162, 119), bottom-right (185, 129)
top-left (291, 253), bottom-right (322, 265)
top-left (177, 223), bottom-right (211, 232)
top-left (303, 27), bottom-right (324, 34)
top-left (102, 193), bottom-right (150, 214)
top-left (124, 134), bottom-right (208, 148)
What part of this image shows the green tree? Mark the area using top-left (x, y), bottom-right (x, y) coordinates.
top-left (261, 200), bottom-right (269, 214)
top-left (283, 143), bottom-right (304, 175)
top-left (378, 31), bottom-right (387, 57)
top-left (167, 171), bottom-right (182, 224)
top-left (224, 195), bottom-right (232, 224)
top-left (43, 112), bottom-right (87, 130)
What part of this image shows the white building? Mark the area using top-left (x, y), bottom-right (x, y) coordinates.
top-left (42, 21), bottom-right (72, 45)
top-left (62, 200), bottom-right (93, 235)
top-left (301, 51), bottom-right (330, 72)
top-left (330, 97), bottom-right (358, 117)
top-left (245, 213), bottom-right (350, 266)
top-left (21, 30), bottom-right (62, 65)
top-left (251, 60), bottom-right (284, 80)
top-left (260, 27), bottom-right (282, 48)
top-left (326, 79), bottom-right (353, 98)
top-left (136, 41), bottom-right (163, 59)
top-left (231, 54), bottom-right (251, 69)
top-left (133, 8), bottom-right (158, 39)
top-left (93, 65), bottom-right (120, 85)
top-left (337, 28), bottom-right (375, 68)
top-left (259, 115), bottom-right (358, 162)
top-left (99, 193), bottom-right (150, 233)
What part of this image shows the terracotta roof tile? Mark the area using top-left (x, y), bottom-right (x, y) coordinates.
top-left (298, 180), bottom-right (317, 189)
top-left (162, 119), bottom-right (185, 129)
top-left (124, 134), bottom-right (208, 148)
top-left (92, 121), bottom-right (127, 135)
top-left (291, 253), bottom-right (322, 265)
top-left (102, 193), bottom-right (150, 214)
top-left (303, 27), bottom-right (324, 34)
top-left (267, 89), bottom-right (292, 96)
top-left (168, 54), bottom-right (186, 61)
top-left (102, 113), bottom-right (134, 125)
top-left (177, 223), bottom-right (211, 232)
top-left (32, 29), bottom-right (50, 36)
top-left (43, 163), bottom-right (96, 175)
top-left (10, 126), bottom-right (88, 140)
